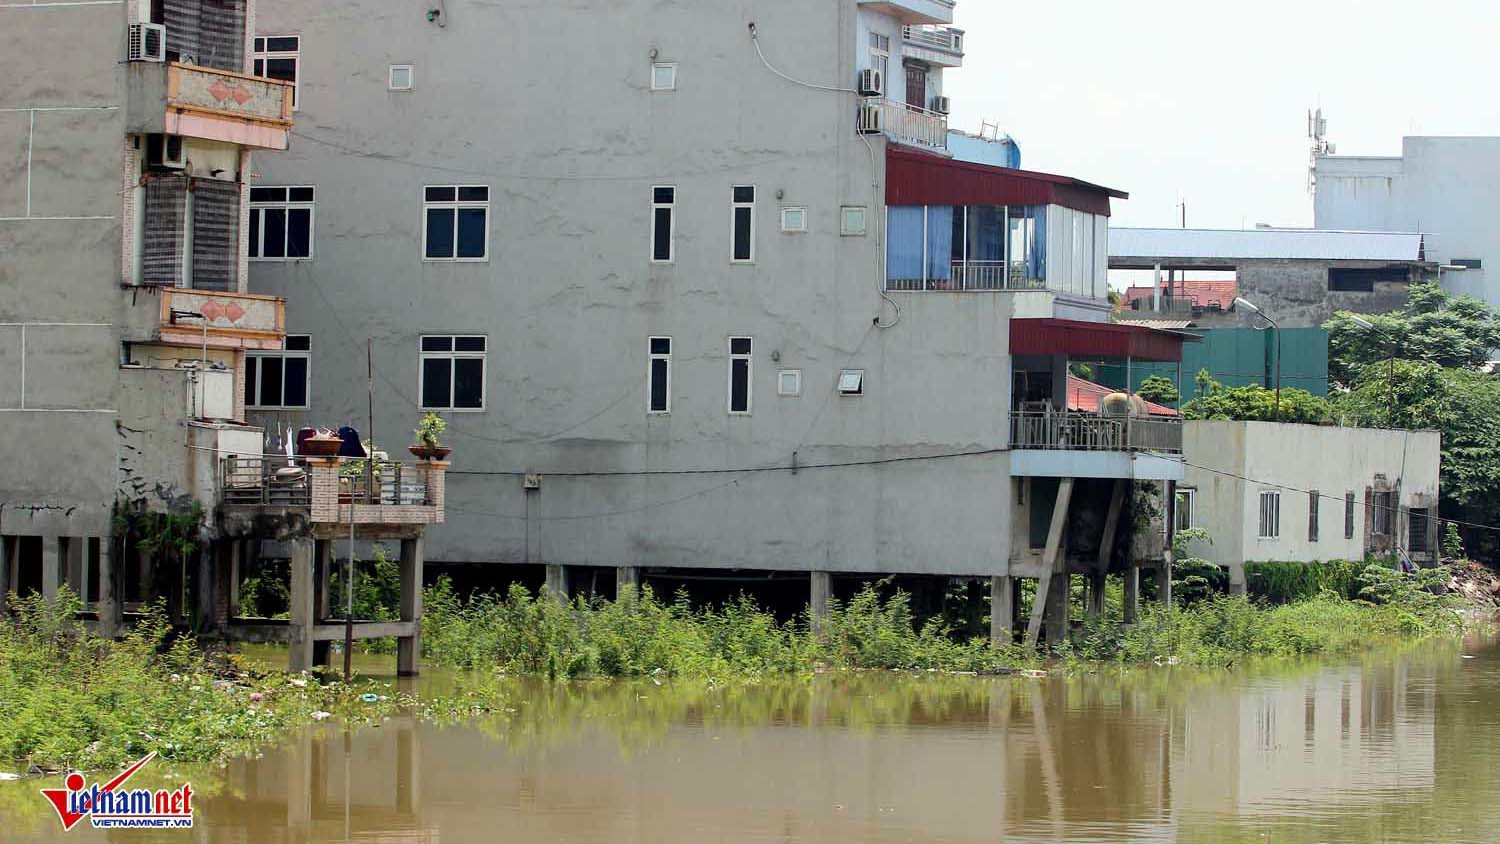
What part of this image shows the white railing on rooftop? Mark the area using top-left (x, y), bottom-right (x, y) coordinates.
top-left (902, 25), bottom-right (963, 54)
top-left (1010, 411), bottom-right (1184, 454)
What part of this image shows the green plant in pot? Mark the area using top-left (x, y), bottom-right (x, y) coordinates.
top-left (410, 413), bottom-right (450, 460)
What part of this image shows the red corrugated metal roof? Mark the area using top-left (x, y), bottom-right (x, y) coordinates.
top-left (1122, 279), bottom-right (1238, 309)
top-left (886, 146), bottom-right (1126, 217)
top-left (1066, 374), bottom-right (1178, 417)
top-left (1010, 318), bottom-right (1185, 362)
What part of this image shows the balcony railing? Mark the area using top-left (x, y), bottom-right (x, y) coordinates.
top-left (222, 457), bottom-right (312, 507)
top-left (872, 98), bottom-right (948, 151)
top-left (888, 261), bottom-right (1045, 292)
top-left (901, 25), bottom-right (964, 66)
top-left (128, 62), bottom-right (293, 150)
top-left (1010, 411), bottom-right (1184, 454)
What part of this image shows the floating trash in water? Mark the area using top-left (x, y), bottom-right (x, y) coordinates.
top-left (360, 693), bottom-right (380, 703)
top-left (311, 711), bottom-right (331, 721)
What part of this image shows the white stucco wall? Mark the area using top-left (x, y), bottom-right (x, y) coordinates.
top-left (1183, 421), bottom-right (1440, 566)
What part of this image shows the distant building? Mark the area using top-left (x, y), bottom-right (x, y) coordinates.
top-left (1180, 421), bottom-right (1441, 588)
top-left (1121, 279), bottom-right (1238, 318)
top-left (1315, 136), bottom-right (1500, 307)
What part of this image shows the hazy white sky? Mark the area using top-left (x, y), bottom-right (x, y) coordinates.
top-left (946, 0), bottom-right (1500, 230)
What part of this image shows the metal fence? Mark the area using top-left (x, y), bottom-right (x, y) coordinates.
top-left (221, 457), bottom-right (311, 506)
top-left (1010, 412), bottom-right (1183, 454)
top-left (888, 261), bottom-right (1047, 292)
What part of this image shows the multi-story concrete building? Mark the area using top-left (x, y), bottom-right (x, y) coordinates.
top-left (244, 0), bottom-right (1187, 645)
top-left (1315, 136), bottom-right (1500, 306)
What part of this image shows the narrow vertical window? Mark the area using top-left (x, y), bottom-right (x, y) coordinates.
top-left (651, 186), bottom-right (675, 263)
top-left (728, 336), bottom-right (752, 413)
top-left (249, 186), bottom-right (314, 260)
top-left (1259, 490), bottom-right (1281, 539)
top-left (648, 336), bottom-right (671, 413)
top-left (253, 35), bottom-right (300, 109)
top-left (1308, 490), bottom-right (1320, 542)
top-left (731, 185), bottom-right (755, 262)
top-left (1344, 492), bottom-right (1356, 539)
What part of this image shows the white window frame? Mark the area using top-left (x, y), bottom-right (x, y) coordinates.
top-left (869, 33), bottom-right (890, 95)
top-left (388, 64), bottom-right (414, 91)
top-left (1168, 488), bottom-right (1195, 536)
top-left (1258, 489), bottom-right (1281, 539)
top-left (778, 369), bottom-right (802, 397)
top-left (248, 186), bottom-right (315, 261)
top-left (837, 369), bottom-right (865, 396)
top-left (731, 185), bottom-right (756, 263)
top-left (246, 335), bottom-right (311, 410)
top-left (780, 206), bottom-right (807, 233)
top-left (651, 62), bottom-right (678, 91)
top-left (841, 206), bottom-right (868, 236)
top-left (728, 336), bottom-right (753, 415)
top-left (648, 336), bottom-right (671, 414)
top-left (650, 185), bottom-right (675, 263)
top-left (253, 35), bottom-right (300, 110)
top-left (418, 335), bottom-right (487, 412)
top-left (422, 185), bottom-right (490, 262)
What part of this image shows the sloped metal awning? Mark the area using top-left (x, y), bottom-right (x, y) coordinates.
top-left (1010, 318), bottom-right (1187, 362)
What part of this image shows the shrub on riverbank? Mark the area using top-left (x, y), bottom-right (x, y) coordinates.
top-left (0, 590), bottom-right (411, 773)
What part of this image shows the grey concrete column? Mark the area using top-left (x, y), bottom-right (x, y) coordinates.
top-left (288, 539), bottom-right (316, 673)
top-left (314, 539), bottom-right (333, 621)
top-left (0, 535), bottom-right (13, 612)
top-left (810, 570), bottom-right (832, 627)
top-left (41, 537), bottom-right (61, 603)
top-left (1155, 558), bottom-right (1173, 607)
top-left (990, 575), bottom-right (1015, 647)
top-left (1045, 572), bottom-right (1070, 645)
top-left (195, 546), bottom-right (213, 634)
top-left (1026, 477), bottom-right (1074, 649)
top-left (227, 540), bottom-right (242, 620)
top-left (1122, 565), bottom-right (1140, 625)
top-left (544, 563), bottom-right (568, 601)
top-left (1227, 563), bottom-right (1248, 597)
top-left (616, 565), bottom-right (640, 598)
top-left (96, 537), bottom-right (119, 638)
top-left (66, 537), bottom-right (86, 604)
top-left (397, 536), bottom-right (425, 676)
top-left (1087, 570), bottom-right (1107, 618)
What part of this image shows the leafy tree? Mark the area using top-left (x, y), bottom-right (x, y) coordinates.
top-left (1181, 375), bottom-right (1332, 424)
top-left (1137, 374), bottom-right (1180, 407)
top-left (1335, 359), bottom-right (1500, 561)
top-left (1324, 282), bottom-right (1500, 387)
top-left (1068, 362), bottom-right (1094, 381)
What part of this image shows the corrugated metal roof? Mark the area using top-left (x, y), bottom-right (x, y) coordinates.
top-left (1109, 227), bottom-right (1426, 262)
top-left (887, 147), bottom-right (1125, 216)
top-left (1010, 318), bottom-right (1184, 362)
top-left (1110, 318), bottom-right (1194, 330)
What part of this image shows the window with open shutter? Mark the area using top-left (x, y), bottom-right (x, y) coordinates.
top-left (142, 175), bottom-right (187, 286)
top-left (190, 178), bottom-right (240, 292)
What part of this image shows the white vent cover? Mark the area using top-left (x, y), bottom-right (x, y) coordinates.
top-left (128, 23), bottom-right (166, 62)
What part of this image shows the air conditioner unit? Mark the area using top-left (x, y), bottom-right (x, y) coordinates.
top-left (856, 102), bottom-right (883, 135)
top-left (932, 96), bottom-right (951, 115)
top-left (128, 22), bottom-right (166, 63)
top-left (147, 133), bottom-right (186, 169)
top-left (857, 68), bottom-right (884, 98)
top-left (188, 367), bottom-right (235, 421)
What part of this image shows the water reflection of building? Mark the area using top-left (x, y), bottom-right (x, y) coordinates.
top-left (1171, 661), bottom-right (1437, 819)
top-left (204, 717), bottom-right (433, 843)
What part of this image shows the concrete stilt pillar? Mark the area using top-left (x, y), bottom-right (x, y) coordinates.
top-left (195, 546), bottom-right (213, 634)
top-left (1045, 572), bottom-right (1070, 644)
top-left (810, 570), bottom-right (832, 633)
top-left (66, 537), bottom-right (86, 604)
top-left (1123, 565), bottom-right (1140, 624)
top-left (227, 540), bottom-right (242, 620)
top-left (1026, 478), bottom-right (1075, 649)
top-left (314, 539), bottom-right (333, 622)
top-left (616, 565), bottom-right (639, 598)
top-left (288, 539), bottom-right (316, 673)
top-left (41, 537), bottom-right (61, 603)
top-left (544, 563), bottom-right (568, 601)
top-left (990, 575), bottom-right (1015, 646)
top-left (1228, 563), bottom-right (1247, 597)
top-left (1087, 570), bottom-right (1107, 618)
top-left (1155, 559), bottom-right (1173, 607)
top-left (97, 537), bottom-right (119, 638)
top-left (397, 536), bottom-right (425, 676)
top-left (137, 548), bottom-right (154, 610)
top-left (0, 535), bottom-right (14, 612)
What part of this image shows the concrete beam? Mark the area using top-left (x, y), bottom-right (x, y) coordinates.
top-left (313, 621), bottom-right (418, 641)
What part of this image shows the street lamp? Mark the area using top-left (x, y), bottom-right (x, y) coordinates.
top-left (1234, 296), bottom-right (1281, 421)
top-left (1347, 314), bottom-right (1399, 420)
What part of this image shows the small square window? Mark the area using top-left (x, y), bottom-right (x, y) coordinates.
top-left (780, 207), bottom-right (807, 233)
top-left (838, 369), bottom-right (864, 395)
top-left (651, 62), bottom-right (677, 91)
top-left (778, 369), bottom-right (802, 397)
top-left (841, 206), bottom-right (868, 236)
top-left (389, 65), bottom-right (414, 90)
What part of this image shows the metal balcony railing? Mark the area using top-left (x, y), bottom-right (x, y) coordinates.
top-left (1010, 412), bottom-right (1184, 454)
top-left (902, 25), bottom-right (963, 54)
top-left (220, 457), bottom-right (432, 507)
top-left (873, 98), bottom-right (948, 151)
top-left (887, 261), bottom-right (1045, 292)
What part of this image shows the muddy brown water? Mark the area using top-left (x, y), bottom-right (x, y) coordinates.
top-left (6, 635), bottom-right (1500, 843)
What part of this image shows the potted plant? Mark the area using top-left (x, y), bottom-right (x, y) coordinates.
top-left (302, 428), bottom-right (343, 457)
top-left (409, 413), bottom-right (450, 460)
